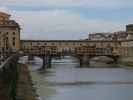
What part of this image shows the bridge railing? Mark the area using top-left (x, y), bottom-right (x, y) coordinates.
top-left (0, 53), bottom-right (19, 99)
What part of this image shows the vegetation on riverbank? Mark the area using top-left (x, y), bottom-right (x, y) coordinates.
top-left (119, 62), bottom-right (133, 67)
top-left (88, 61), bottom-right (119, 68)
top-left (90, 60), bottom-right (133, 68)
top-left (118, 57), bottom-right (133, 67)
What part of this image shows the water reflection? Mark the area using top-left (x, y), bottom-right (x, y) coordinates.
top-left (19, 56), bottom-right (133, 100)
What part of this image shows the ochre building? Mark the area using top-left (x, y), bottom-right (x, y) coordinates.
top-left (0, 12), bottom-right (20, 51)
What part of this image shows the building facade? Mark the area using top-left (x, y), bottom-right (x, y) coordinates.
top-left (126, 24), bottom-right (133, 40)
top-left (88, 32), bottom-right (113, 40)
top-left (120, 24), bottom-right (133, 58)
top-left (21, 40), bottom-right (121, 56)
top-left (120, 40), bottom-right (133, 57)
top-left (88, 31), bottom-right (128, 41)
top-left (0, 12), bottom-right (20, 51)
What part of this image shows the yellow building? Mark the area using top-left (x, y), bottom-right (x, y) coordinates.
top-left (112, 47), bottom-right (120, 56)
top-left (0, 12), bottom-right (20, 51)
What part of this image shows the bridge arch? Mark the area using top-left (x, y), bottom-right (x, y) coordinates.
top-left (89, 55), bottom-right (119, 64)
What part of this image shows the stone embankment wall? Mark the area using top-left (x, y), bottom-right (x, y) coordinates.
top-left (16, 64), bottom-right (37, 100)
top-left (0, 54), bottom-right (37, 100)
top-left (0, 54), bottom-right (18, 100)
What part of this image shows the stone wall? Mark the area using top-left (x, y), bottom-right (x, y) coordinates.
top-left (0, 54), bottom-right (37, 100)
top-left (0, 54), bottom-right (18, 100)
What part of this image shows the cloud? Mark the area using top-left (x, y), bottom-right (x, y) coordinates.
top-left (2, 0), bottom-right (133, 9)
top-left (5, 9), bottom-right (123, 40)
top-left (0, 6), bottom-right (10, 12)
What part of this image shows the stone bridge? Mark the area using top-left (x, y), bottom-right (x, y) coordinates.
top-left (20, 40), bottom-right (120, 68)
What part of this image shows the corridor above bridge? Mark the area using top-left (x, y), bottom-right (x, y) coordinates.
top-left (20, 40), bottom-right (121, 61)
top-left (21, 40), bottom-right (121, 50)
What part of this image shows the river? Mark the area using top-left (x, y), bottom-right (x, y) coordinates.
top-left (19, 56), bottom-right (133, 100)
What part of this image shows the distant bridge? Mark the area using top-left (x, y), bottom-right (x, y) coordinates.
top-left (20, 40), bottom-right (120, 68)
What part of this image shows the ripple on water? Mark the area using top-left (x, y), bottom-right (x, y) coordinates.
top-left (19, 56), bottom-right (133, 100)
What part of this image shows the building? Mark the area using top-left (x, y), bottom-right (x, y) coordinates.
top-left (126, 24), bottom-right (133, 32)
top-left (113, 31), bottom-right (128, 40)
top-left (88, 32), bottom-right (113, 40)
top-left (126, 24), bottom-right (133, 40)
top-left (120, 24), bottom-right (133, 57)
top-left (88, 31), bottom-right (128, 41)
top-left (0, 12), bottom-right (20, 51)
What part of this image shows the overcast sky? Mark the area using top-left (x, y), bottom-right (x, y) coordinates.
top-left (0, 0), bottom-right (133, 40)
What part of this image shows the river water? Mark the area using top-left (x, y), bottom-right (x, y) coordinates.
top-left (19, 56), bottom-right (133, 100)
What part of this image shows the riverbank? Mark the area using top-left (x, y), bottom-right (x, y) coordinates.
top-left (119, 57), bottom-right (133, 67)
top-left (90, 57), bottom-right (133, 68)
top-left (16, 64), bottom-right (38, 100)
top-left (89, 61), bottom-right (119, 68)
top-left (0, 73), bottom-right (10, 100)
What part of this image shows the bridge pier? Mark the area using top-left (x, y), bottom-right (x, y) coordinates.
top-left (112, 56), bottom-right (119, 64)
top-left (28, 55), bottom-right (34, 61)
top-left (56, 52), bottom-right (62, 59)
top-left (42, 56), bottom-right (46, 69)
top-left (48, 56), bottom-right (52, 68)
top-left (42, 56), bottom-right (52, 69)
top-left (79, 55), bottom-right (90, 67)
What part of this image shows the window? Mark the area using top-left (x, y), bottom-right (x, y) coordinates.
top-left (13, 41), bottom-right (15, 46)
top-left (13, 37), bottom-right (15, 41)
top-left (13, 32), bottom-right (15, 35)
top-left (44, 43), bottom-right (47, 45)
top-left (51, 43), bottom-right (55, 45)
